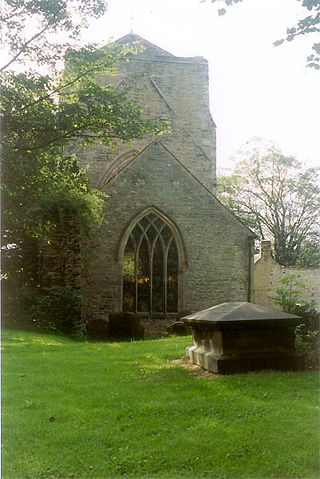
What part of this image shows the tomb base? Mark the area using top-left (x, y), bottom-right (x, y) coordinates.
top-left (186, 345), bottom-right (304, 374)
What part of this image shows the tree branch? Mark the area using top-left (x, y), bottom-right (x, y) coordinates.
top-left (1, 22), bottom-right (51, 72)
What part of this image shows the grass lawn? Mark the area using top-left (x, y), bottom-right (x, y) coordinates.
top-left (1, 329), bottom-right (319, 479)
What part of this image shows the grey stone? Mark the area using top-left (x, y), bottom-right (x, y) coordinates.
top-left (45, 34), bottom-right (257, 331)
top-left (182, 302), bottom-right (304, 373)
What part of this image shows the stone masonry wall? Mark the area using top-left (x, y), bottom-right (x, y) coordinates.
top-left (42, 218), bottom-right (82, 293)
top-left (73, 33), bottom-right (217, 195)
top-left (64, 34), bottom-right (255, 324)
top-left (254, 241), bottom-right (320, 311)
top-left (82, 140), bottom-right (254, 320)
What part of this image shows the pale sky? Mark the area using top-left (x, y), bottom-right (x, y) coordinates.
top-left (82, 0), bottom-right (319, 170)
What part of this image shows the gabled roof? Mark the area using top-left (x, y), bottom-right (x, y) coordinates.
top-left (115, 33), bottom-right (175, 58)
top-left (115, 32), bottom-right (207, 63)
top-left (102, 140), bottom-right (257, 238)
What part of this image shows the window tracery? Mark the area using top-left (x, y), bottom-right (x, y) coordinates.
top-left (123, 212), bottom-right (178, 315)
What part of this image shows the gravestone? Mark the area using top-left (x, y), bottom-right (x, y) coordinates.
top-left (182, 302), bottom-right (304, 374)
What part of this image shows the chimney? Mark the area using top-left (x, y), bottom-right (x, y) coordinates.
top-left (261, 240), bottom-right (272, 260)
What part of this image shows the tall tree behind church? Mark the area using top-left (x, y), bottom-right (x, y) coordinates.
top-left (217, 138), bottom-right (320, 267)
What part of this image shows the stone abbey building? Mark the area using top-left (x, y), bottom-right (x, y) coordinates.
top-left (66, 33), bottom-right (256, 330)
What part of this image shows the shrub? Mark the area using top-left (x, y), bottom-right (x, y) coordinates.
top-left (271, 274), bottom-right (319, 370)
top-left (271, 274), bottom-right (312, 313)
top-left (294, 305), bottom-right (320, 370)
top-left (30, 287), bottom-right (82, 335)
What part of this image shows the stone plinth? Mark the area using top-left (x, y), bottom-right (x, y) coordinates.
top-left (182, 302), bottom-right (304, 374)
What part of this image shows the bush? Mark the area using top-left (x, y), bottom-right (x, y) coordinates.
top-left (108, 312), bottom-right (144, 340)
top-left (271, 274), bottom-right (319, 370)
top-left (30, 287), bottom-right (82, 335)
top-left (271, 274), bottom-right (313, 313)
top-left (294, 305), bottom-right (320, 370)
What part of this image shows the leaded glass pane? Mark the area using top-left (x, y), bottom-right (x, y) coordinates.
top-left (123, 236), bottom-right (135, 312)
top-left (137, 237), bottom-right (150, 312)
top-left (167, 240), bottom-right (178, 312)
top-left (152, 238), bottom-right (164, 312)
top-left (147, 223), bottom-right (158, 243)
top-left (154, 218), bottom-right (164, 230)
top-left (123, 212), bottom-right (179, 314)
top-left (131, 225), bottom-right (140, 242)
top-left (161, 225), bottom-right (172, 244)
top-left (148, 213), bottom-right (157, 223)
top-left (139, 217), bottom-right (149, 230)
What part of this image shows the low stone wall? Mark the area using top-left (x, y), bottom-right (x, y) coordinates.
top-left (254, 241), bottom-right (320, 312)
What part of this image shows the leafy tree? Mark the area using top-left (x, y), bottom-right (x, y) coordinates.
top-left (0, 0), bottom-right (167, 329)
top-left (208, 0), bottom-right (320, 69)
top-left (217, 139), bottom-right (320, 267)
top-left (0, 0), bottom-right (108, 70)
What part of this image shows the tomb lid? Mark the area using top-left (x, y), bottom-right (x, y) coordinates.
top-left (181, 302), bottom-right (301, 325)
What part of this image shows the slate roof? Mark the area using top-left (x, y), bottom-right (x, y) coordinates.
top-left (182, 302), bottom-right (301, 324)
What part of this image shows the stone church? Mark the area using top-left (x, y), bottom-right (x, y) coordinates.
top-left (69, 33), bottom-right (256, 331)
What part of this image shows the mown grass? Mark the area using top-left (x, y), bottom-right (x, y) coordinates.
top-left (1, 329), bottom-right (319, 479)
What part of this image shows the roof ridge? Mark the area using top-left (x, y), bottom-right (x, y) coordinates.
top-left (115, 33), bottom-right (175, 58)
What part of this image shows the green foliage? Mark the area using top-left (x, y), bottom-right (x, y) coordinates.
top-left (271, 274), bottom-right (319, 369)
top-left (271, 274), bottom-right (312, 313)
top-left (294, 233), bottom-right (320, 267)
top-left (30, 287), bottom-right (83, 335)
top-left (276, 0), bottom-right (320, 69)
top-left (0, 1), bottom-right (169, 332)
top-left (295, 319), bottom-right (319, 350)
top-left (217, 138), bottom-right (320, 266)
top-left (2, 330), bottom-right (319, 478)
top-left (209, 0), bottom-right (320, 69)
top-left (294, 307), bottom-right (320, 369)
top-left (0, 0), bottom-right (109, 70)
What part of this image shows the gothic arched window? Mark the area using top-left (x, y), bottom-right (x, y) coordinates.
top-left (123, 212), bottom-right (178, 315)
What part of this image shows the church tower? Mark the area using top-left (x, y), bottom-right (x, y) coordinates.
top-left (73, 34), bottom-right (255, 330)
